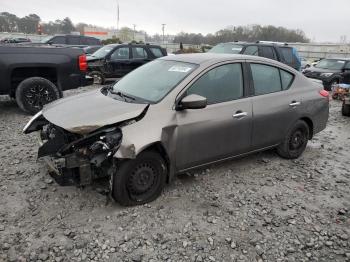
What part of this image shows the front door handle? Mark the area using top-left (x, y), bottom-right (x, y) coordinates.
top-left (289, 101), bottom-right (301, 107)
top-left (233, 111), bottom-right (248, 119)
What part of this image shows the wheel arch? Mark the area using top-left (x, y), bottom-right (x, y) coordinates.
top-left (300, 116), bottom-right (314, 139)
top-left (138, 141), bottom-right (172, 183)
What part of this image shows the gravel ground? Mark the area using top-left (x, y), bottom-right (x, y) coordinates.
top-left (0, 85), bottom-right (349, 262)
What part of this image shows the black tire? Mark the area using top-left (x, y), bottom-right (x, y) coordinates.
top-left (342, 101), bottom-right (350, 116)
top-left (112, 151), bottom-right (167, 206)
top-left (277, 120), bottom-right (309, 159)
top-left (89, 71), bottom-right (105, 85)
top-left (15, 77), bottom-right (60, 114)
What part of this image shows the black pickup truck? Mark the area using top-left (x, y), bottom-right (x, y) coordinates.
top-left (0, 45), bottom-right (92, 114)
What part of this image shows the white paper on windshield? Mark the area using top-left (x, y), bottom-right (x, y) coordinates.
top-left (337, 61), bottom-right (345, 63)
top-left (232, 48), bottom-right (242, 51)
top-left (168, 66), bottom-right (192, 73)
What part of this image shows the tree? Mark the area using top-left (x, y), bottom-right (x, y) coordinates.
top-left (61, 17), bottom-right (75, 34)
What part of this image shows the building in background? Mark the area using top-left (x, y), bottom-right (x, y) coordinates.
top-left (83, 26), bottom-right (145, 42)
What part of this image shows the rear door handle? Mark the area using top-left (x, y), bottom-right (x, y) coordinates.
top-left (233, 111), bottom-right (248, 119)
top-left (289, 101), bottom-right (301, 107)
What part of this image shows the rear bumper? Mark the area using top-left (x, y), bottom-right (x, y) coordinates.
top-left (60, 74), bottom-right (93, 91)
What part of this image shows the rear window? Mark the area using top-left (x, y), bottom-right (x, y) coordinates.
top-left (150, 47), bottom-right (164, 58)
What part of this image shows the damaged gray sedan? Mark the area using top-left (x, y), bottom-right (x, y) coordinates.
top-left (24, 53), bottom-right (329, 206)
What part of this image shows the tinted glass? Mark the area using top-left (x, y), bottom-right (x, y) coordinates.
top-left (243, 45), bottom-right (258, 56)
top-left (111, 47), bottom-right (130, 60)
top-left (150, 47), bottom-right (164, 57)
top-left (50, 36), bottom-right (66, 44)
top-left (132, 47), bottom-right (148, 59)
top-left (280, 47), bottom-right (293, 63)
top-left (280, 70), bottom-right (294, 90)
top-left (112, 60), bottom-right (197, 103)
top-left (251, 64), bottom-right (281, 95)
top-left (208, 43), bottom-right (243, 54)
top-left (345, 62), bottom-right (350, 70)
top-left (261, 46), bottom-right (277, 60)
top-left (187, 63), bottom-right (243, 104)
top-left (67, 36), bottom-right (81, 45)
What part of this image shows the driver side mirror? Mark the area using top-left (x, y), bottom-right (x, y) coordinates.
top-left (177, 94), bottom-right (207, 110)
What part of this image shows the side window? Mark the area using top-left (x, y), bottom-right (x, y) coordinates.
top-left (187, 63), bottom-right (243, 104)
top-left (260, 46), bottom-right (277, 60)
top-left (149, 47), bottom-right (164, 58)
top-left (85, 37), bottom-right (100, 45)
top-left (251, 64), bottom-right (281, 95)
top-left (243, 45), bottom-right (258, 56)
top-left (280, 70), bottom-right (294, 90)
top-left (110, 47), bottom-right (130, 60)
top-left (67, 36), bottom-right (81, 45)
top-left (132, 47), bottom-right (148, 59)
top-left (280, 47), bottom-right (293, 64)
top-left (50, 36), bottom-right (66, 44)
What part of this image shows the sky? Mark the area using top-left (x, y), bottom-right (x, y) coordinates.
top-left (2, 0), bottom-right (350, 42)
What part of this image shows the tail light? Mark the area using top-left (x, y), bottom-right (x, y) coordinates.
top-left (319, 90), bottom-right (329, 101)
top-left (79, 54), bottom-right (87, 72)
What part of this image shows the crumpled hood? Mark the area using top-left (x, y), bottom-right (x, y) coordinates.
top-left (42, 89), bottom-right (148, 135)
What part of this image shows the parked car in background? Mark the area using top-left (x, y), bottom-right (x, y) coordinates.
top-left (40, 34), bottom-right (101, 46)
top-left (24, 53), bottom-right (329, 206)
top-left (0, 45), bottom-right (92, 114)
top-left (0, 37), bottom-right (31, 43)
top-left (208, 41), bottom-right (301, 71)
top-left (303, 58), bottom-right (350, 90)
top-left (87, 43), bottom-right (167, 84)
top-left (300, 57), bottom-right (311, 69)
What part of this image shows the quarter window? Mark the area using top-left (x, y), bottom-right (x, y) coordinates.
top-left (132, 47), bottom-right (148, 59)
top-left (251, 64), bottom-right (281, 95)
top-left (187, 63), bottom-right (243, 104)
top-left (111, 47), bottom-right (130, 60)
top-left (280, 70), bottom-right (294, 90)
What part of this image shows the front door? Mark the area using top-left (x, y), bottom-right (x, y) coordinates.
top-left (175, 63), bottom-right (253, 170)
top-left (108, 46), bottom-right (132, 77)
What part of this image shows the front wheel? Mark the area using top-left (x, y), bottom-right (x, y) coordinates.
top-left (112, 151), bottom-right (167, 206)
top-left (15, 77), bottom-right (61, 114)
top-left (89, 71), bottom-right (105, 85)
top-left (277, 120), bottom-right (309, 159)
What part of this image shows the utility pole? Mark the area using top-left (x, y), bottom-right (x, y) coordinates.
top-left (117, 1), bottom-right (120, 31)
top-left (162, 24), bottom-right (166, 44)
top-left (133, 24), bottom-right (136, 41)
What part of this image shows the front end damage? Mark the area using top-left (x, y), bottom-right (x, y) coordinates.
top-left (24, 112), bottom-right (127, 186)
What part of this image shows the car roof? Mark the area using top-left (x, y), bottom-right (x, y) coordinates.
top-left (160, 53), bottom-right (281, 65)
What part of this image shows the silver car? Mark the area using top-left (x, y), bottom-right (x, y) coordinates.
top-left (24, 53), bottom-right (329, 206)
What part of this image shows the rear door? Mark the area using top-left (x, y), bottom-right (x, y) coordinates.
top-left (175, 62), bottom-right (253, 170)
top-left (248, 62), bottom-right (301, 150)
top-left (129, 46), bottom-right (150, 72)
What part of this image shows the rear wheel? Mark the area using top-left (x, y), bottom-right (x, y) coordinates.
top-left (112, 151), bottom-right (167, 206)
top-left (15, 77), bottom-right (60, 114)
top-left (277, 120), bottom-right (309, 159)
top-left (342, 101), bottom-right (350, 116)
top-left (328, 79), bottom-right (339, 91)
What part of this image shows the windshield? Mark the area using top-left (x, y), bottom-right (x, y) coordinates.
top-left (208, 43), bottom-right (243, 54)
top-left (315, 59), bottom-right (346, 70)
top-left (112, 60), bottom-right (197, 103)
top-left (40, 36), bottom-right (52, 43)
top-left (92, 45), bottom-right (117, 58)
